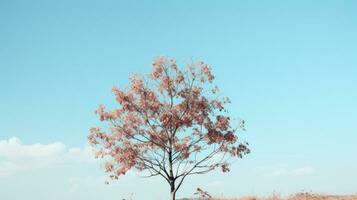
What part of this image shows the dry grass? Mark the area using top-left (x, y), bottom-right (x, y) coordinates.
top-left (206, 193), bottom-right (357, 200)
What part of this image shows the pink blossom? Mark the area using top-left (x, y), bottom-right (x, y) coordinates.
top-left (216, 115), bottom-right (230, 130)
top-left (221, 164), bottom-right (230, 173)
top-left (130, 74), bottom-right (143, 92)
top-left (152, 57), bottom-right (166, 78)
top-left (201, 64), bottom-right (214, 81)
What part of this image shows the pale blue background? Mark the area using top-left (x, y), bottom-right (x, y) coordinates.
top-left (0, 0), bottom-right (356, 199)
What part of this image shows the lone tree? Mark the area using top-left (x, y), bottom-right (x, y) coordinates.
top-left (88, 57), bottom-right (250, 200)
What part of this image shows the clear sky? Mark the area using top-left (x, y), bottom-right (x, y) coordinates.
top-left (0, 0), bottom-right (357, 199)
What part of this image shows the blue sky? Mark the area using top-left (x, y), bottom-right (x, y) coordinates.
top-left (0, 0), bottom-right (357, 199)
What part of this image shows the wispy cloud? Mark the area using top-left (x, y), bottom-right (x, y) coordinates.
top-left (0, 137), bottom-right (96, 177)
top-left (68, 175), bottom-right (108, 192)
top-left (205, 180), bottom-right (224, 188)
top-left (272, 166), bottom-right (315, 176)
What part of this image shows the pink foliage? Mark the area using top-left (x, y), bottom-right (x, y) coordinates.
top-left (88, 57), bottom-right (250, 197)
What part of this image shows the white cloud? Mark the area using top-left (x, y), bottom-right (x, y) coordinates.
top-left (0, 137), bottom-right (96, 177)
top-left (0, 160), bottom-right (22, 177)
top-left (0, 137), bottom-right (66, 158)
top-left (67, 146), bottom-right (96, 162)
top-left (272, 166), bottom-right (315, 176)
top-left (68, 175), bottom-right (107, 192)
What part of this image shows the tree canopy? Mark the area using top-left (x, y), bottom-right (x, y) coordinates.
top-left (88, 57), bottom-right (250, 199)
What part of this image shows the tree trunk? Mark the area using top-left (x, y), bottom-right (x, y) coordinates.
top-left (170, 191), bottom-right (176, 200)
top-left (170, 180), bottom-right (176, 200)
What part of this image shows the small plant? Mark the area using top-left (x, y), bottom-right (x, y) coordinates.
top-left (121, 193), bottom-right (133, 200)
top-left (194, 188), bottom-right (212, 200)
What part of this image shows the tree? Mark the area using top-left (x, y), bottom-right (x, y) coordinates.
top-left (88, 57), bottom-right (250, 200)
